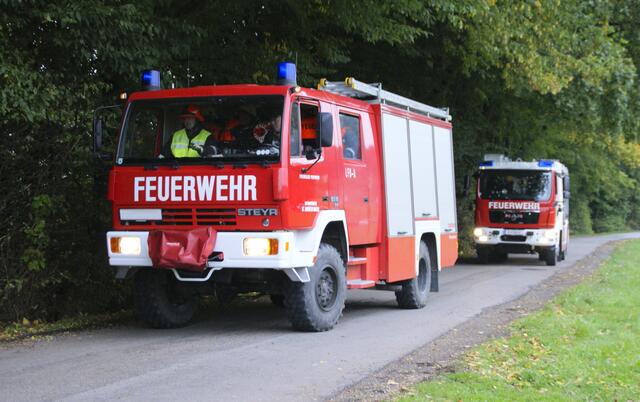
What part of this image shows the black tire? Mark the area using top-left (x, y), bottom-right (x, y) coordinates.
top-left (269, 294), bottom-right (285, 307)
top-left (284, 243), bottom-right (347, 332)
top-left (558, 234), bottom-right (566, 261)
top-left (544, 246), bottom-right (557, 266)
top-left (493, 251), bottom-right (508, 263)
top-left (134, 269), bottom-right (198, 329)
top-left (396, 241), bottom-right (431, 309)
top-left (477, 247), bottom-right (490, 264)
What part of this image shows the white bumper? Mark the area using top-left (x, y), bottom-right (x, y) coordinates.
top-left (473, 227), bottom-right (557, 248)
top-left (106, 231), bottom-right (315, 269)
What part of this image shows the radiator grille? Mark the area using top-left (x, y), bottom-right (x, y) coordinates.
top-left (489, 210), bottom-right (539, 225)
top-left (120, 208), bottom-right (237, 227)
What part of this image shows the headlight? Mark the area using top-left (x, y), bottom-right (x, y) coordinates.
top-left (473, 228), bottom-right (484, 237)
top-left (243, 238), bottom-right (279, 256)
top-left (478, 235), bottom-right (489, 242)
top-left (110, 236), bottom-right (141, 255)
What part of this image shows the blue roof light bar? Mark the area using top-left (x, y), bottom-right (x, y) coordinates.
top-left (277, 62), bottom-right (297, 86)
top-left (141, 69), bottom-right (161, 91)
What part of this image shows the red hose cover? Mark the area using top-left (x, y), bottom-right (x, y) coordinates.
top-left (147, 227), bottom-right (217, 271)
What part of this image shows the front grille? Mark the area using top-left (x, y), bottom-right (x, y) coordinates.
top-left (501, 235), bottom-right (527, 242)
top-left (120, 207), bottom-right (237, 227)
top-left (489, 210), bottom-right (539, 225)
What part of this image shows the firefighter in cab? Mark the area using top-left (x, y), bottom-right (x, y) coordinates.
top-left (160, 105), bottom-right (218, 158)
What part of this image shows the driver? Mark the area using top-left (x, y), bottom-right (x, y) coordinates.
top-left (160, 105), bottom-right (218, 158)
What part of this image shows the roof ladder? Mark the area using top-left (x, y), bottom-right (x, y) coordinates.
top-left (317, 77), bottom-right (451, 121)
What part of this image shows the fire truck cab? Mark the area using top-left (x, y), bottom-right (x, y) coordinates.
top-left (97, 64), bottom-right (459, 331)
top-left (473, 154), bottom-right (570, 266)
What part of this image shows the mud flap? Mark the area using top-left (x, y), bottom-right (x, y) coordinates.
top-left (148, 227), bottom-right (217, 271)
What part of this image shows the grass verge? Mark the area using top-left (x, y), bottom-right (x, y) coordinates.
top-left (0, 310), bottom-right (134, 343)
top-left (401, 239), bottom-right (640, 401)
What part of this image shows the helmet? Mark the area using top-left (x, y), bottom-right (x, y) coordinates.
top-left (180, 105), bottom-right (205, 122)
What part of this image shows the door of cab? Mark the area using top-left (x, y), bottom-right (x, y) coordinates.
top-left (286, 98), bottom-right (339, 228)
top-left (336, 107), bottom-right (378, 245)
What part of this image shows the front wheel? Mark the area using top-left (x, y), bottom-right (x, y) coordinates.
top-left (134, 270), bottom-right (199, 328)
top-left (477, 247), bottom-right (490, 264)
top-left (396, 241), bottom-right (432, 309)
top-left (543, 246), bottom-right (558, 266)
top-left (284, 244), bottom-right (347, 332)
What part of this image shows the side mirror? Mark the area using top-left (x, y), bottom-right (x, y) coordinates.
top-left (93, 117), bottom-right (103, 153)
top-left (92, 117), bottom-right (113, 161)
top-left (457, 175), bottom-right (471, 198)
top-left (462, 175), bottom-right (471, 197)
top-left (318, 112), bottom-right (333, 147)
top-left (563, 175), bottom-right (570, 192)
top-left (563, 190), bottom-right (571, 200)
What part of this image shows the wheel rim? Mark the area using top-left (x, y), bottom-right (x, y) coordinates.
top-left (418, 258), bottom-right (428, 292)
top-left (316, 267), bottom-right (338, 311)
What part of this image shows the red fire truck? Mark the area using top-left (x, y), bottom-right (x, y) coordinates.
top-left (473, 154), bottom-right (570, 266)
top-left (94, 63), bottom-right (459, 331)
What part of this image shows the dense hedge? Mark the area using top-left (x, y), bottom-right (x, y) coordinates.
top-left (1, 1), bottom-right (639, 322)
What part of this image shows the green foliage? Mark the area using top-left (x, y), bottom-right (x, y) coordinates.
top-left (1, 1), bottom-right (639, 320)
top-left (403, 239), bottom-right (640, 401)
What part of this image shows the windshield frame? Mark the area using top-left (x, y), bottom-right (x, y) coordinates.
top-left (115, 95), bottom-right (285, 166)
top-left (478, 169), bottom-right (553, 202)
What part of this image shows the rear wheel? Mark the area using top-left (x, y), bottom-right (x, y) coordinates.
top-left (396, 241), bottom-right (431, 309)
top-left (544, 246), bottom-right (558, 266)
top-left (284, 244), bottom-right (347, 332)
top-left (558, 232), bottom-right (566, 261)
top-left (134, 270), bottom-right (198, 328)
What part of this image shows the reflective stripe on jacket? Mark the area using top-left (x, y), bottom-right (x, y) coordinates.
top-left (171, 129), bottom-right (211, 157)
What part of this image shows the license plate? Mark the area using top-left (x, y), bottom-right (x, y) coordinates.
top-left (505, 229), bottom-right (524, 236)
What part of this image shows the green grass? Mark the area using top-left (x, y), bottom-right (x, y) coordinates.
top-left (401, 239), bottom-right (640, 401)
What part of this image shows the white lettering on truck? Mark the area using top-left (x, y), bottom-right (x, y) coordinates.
top-left (133, 175), bottom-right (257, 202)
top-left (488, 201), bottom-right (540, 211)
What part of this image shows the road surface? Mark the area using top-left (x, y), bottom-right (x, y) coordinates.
top-left (1, 232), bottom-right (638, 402)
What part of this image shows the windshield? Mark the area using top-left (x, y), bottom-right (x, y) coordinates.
top-left (479, 170), bottom-right (552, 201)
top-left (116, 95), bottom-right (284, 164)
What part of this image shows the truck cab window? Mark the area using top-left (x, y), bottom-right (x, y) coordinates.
top-left (117, 95), bottom-right (284, 164)
top-left (289, 103), bottom-right (301, 157)
top-left (289, 102), bottom-right (320, 158)
top-left (123, 108), bottom-right (161, 160)
top-left (339, 113), bottom-right (361, 160)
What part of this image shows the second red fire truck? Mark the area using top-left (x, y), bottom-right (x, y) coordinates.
top-left (94, 63), bottom-right (459, 331)
top-left (473, 154), bottom-right (570, 265)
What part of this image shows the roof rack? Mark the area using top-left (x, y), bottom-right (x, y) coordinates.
top-left (317, 77), bottom-right (451, 121)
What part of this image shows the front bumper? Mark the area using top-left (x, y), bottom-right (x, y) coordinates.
top-left (106, 231), bottom-right (314, 270)
top-left (473, 227), bottom-right (556, 248)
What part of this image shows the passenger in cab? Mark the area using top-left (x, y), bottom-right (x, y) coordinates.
top-left (160, 105), bottom-right (218, 158)
top-left (249, 114), bottom-right (282, 149)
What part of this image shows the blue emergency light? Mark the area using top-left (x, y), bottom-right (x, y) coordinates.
top-left (538, 160), bottom-right (554, 168)
top-left (479, 160), bottom-right (494, 167)
top-left (277, 62), bottom-right (297, 86)
top-left (141, 69), bottom-right (161, 90)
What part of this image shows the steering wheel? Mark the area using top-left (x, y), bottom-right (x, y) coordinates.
top-left (344, 147), bottom-right (356, 159)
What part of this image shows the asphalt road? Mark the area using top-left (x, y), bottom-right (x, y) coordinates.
top-left (2, 232), bottom-right (639, 402)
